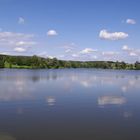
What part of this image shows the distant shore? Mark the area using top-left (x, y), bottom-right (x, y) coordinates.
top-left (0, 54), bottom-right (140, 70)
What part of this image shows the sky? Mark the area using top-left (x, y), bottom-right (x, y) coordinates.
top-left (0, 0), bottom-right (140, 62)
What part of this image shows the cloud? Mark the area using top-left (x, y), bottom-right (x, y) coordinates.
top-left (48, 56), bottom-right (55, 59)
top-left (0, 52), bottom-right (10, 55)
top-left (38, 51), bottom-right (55, 59)
top-left (57, 55), bottom-right (65, 59)
top-left (38, 51), bottom-right (48, 58)
top-left (92, 55), bottom-right (98, 59)
top-left (72, 54), bottom-right (79, 58)
top-left (18, 17), bottom-right (25, 24)
top-left (69, 48), bottom-right (98, 61)
top-left (14, 47), bottom-right (27, 53)
top-left (80, 48), bottom-right (97, 54)
top-left (101, 51), bottom-right (120, 61)
top-left (66, 47), bottom-right (99, 61)
top-left (126, 19), bottom-right (136, 24)
top-left (0, 31), bottom-right (34, 41)
top-left (63, 43), bottom-right (77, 54)
top-left (122, 45), bottom-right (140, 57)
top-left (0, 31), bottom-right (36, 49)
top-left (99, 30), bottom-right (128, 40)
top-left (16, 41), bottom-right (36, 47)
top-left (102, 51), bottom-right (118, 56)
top-left (65, 49), bottom-right (72, 53)
top-left (122, 45), bottom-right (130, 51)
top-left (47, 30), bottom-right (58, 36)
top-left (129, 52), bottom-right (137, 56)
top-left (63, 43), bottom-right (77, 49)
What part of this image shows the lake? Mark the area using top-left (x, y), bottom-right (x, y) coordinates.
top-left (0, 69), bottom-right (140, 140)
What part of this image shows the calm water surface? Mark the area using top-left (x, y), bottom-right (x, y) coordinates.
top-left (0, 69), bottom-right (140, 140)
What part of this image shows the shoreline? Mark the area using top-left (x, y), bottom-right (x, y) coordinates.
top-left (0, 54), bottom-right (140, 70)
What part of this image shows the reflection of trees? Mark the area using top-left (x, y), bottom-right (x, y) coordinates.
top-left (135, 75), bottom-right (139, 80)
top-left (31, 71), bottom-right (60, 82)
top-left (51, 74), bottom-right (57, 80)
top-left (0, 69), bottom-right (139, 85)
top-left (31, 76), bottom-right (40, 82)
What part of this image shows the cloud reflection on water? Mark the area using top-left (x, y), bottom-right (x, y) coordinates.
top-left (98, 96), bottom-right (127, 106)
top-left (46, 96), bottom-right (56, 106)
top-left (0, 69), bottom-right (139, 103)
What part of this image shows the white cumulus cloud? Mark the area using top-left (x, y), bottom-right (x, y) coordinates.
top-left (0, 31), bottom-right (36, 48)
top-left (14, 47), bottom-right (27, 53)
top-left (129, 52), bottom-right (137, 56)
top-left (122, 45), bottom-right (131, 51)
top-left (126, 19), bottom-right (136, 24)
top-left (47, 30), bottom-right (58, 36)
top-left (99, 30), bottom-right (128, 40)
top-left (122, 45), bottom-right (140, 57)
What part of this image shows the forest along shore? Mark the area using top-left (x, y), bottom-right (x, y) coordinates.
top-left (0, 54), bottom-right (140, 70)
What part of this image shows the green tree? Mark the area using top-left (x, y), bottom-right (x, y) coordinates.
top-left (135, 61), bottom-right (140, 70)
top-left (0, 55), bottom-right (4, 68)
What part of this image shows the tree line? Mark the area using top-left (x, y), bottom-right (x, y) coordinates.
top-left (0, 54), bottom-right (140, 70)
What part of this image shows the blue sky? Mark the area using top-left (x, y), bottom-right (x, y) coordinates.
top-left (0, 0), bottom-right (140, 62)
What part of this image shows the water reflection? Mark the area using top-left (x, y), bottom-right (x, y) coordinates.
top-left (46, 97), bottom-right (56, 106)
top-left (0, 69), bottom-right (140, 140)
top-left (98, 96), bottom-right (126, 106)
top-left (0, 79), bottom-right (34, 101)
top-left (0, 69), bottom-right (139, 103)
top-left (123, 111), bottom-right (133, 118)
top-left (121, 86), bottom-right (128, 93)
